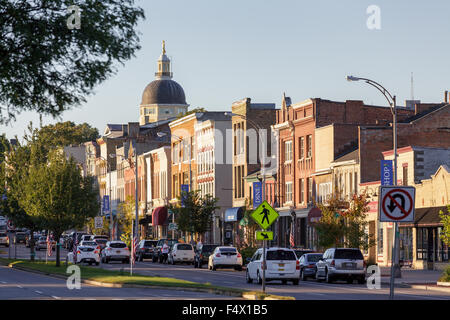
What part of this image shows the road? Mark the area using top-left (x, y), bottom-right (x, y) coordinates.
top-left (1, 244), bottom-right (449, 300)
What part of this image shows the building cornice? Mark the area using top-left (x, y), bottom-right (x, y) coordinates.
top-left (291, 98), bottom-right (313, 110)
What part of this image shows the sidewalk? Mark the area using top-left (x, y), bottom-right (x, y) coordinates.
top-left (379, 266), bottom-right (443, 285)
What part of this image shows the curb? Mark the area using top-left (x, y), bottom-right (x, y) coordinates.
top-left (409, 284), bottom-right (450, 293)
top-left (3, 261), bottom-right (292, 300)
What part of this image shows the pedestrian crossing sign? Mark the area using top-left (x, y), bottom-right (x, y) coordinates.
top-left (256, 230), bottom-right (274, 241)
top-left (250, 200), bottom-right (279, 230)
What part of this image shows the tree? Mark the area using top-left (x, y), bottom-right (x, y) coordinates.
top-left (439, 205), bottom-right (450, 246)
top-left (0, 0), bottom-right (145, 124)
top-left (117, 195), bottom-right (135, 247)
top-left (34, 121), bottom-right (99, 148)
top-left (168, 190), bottom-right (219, 239)
top-left (18, 151), bottom-right (99, 266)
top-left (86, 216), bottom-right (109, 236)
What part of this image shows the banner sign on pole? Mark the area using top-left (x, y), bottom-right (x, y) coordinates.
top-left (253, 181), bottom-right (262, 209)
top-left (181, 184), bottom-right (189, 206)
top-left (103, 195), bottom-right (110, 213)
top-left (380, 160), bottom-right (393, 186)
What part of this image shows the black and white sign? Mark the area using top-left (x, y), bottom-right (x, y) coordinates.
top-left (379, 186), bottom-right (415, 222)
top-left (95, 216), bottom-right (103, 229)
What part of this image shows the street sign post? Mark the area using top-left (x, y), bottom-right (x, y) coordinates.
top-left (256, 230), bottom-right (273, 241)
top-left (250, 200), bottom-right (279, 293)
top-left (379, 186), bottom-right (415, 222)
top-left (95, 216), bottom-right (103, 229)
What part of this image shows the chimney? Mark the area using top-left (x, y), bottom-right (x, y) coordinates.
top-left (445, 91), bottom-right (448, 104)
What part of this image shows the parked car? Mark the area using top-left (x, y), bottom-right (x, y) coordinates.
top-left (15, 232), bottom-right (27, 244)
top-left (208, 246), bottom-right (243, 271)
top-left (80, 234), bottom-right (93, 242)
top-left (246, 247), bottom-right (300, 285)
top-left (66, 243), bottom-right (100, 265)
top-left (0, 232), bottom-right (9, 247)
top-left (136, 240), bottom-right (158, 261)
top-left (293, 248), bottom-right (314, 260)
top-left (90, 235), bottom-right (109, 250)
top-left (101, 241), bottom-right (130, 264)
top-left (194, 244), bottom-right (219, 268)
top-left (25, 232), bottom-right (41, 248)
top-left (79, 240), bottom-right (100, 248)
top-left (298, 253), bottom-right (323, 281)
top-left (152, 239), bottom-right (178, 263)
top-left (168, 243), bottom-right (195, 265)
top-left (315, 248), bottom-right (366, 284)
top-left (35, 236), bottom-right (55, 251)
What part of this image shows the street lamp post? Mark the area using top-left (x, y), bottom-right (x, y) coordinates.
top-left (347, 75), bottom-right (400, 299)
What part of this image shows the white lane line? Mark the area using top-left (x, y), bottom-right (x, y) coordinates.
top-left (17, 285), bottom-right (23, 289)
top-left (35, 290), bottom-right (43, 294)
top-left (52, 296), bottom-right (60, 300)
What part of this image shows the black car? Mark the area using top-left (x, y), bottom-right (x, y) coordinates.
top-left (15, 232), bottom-right (27, 244)
top-left (136, 240), bottom-right (158, 261)
top-left (152, 239), bottom-right (178, 263)
top-left (194, 244), bottom-right (219, 268)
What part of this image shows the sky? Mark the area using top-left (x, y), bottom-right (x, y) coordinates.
top-left (3, 0), bottom-right (450, 140)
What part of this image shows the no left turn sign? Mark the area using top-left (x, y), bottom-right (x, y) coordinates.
top-left (379, 186), bottom-right (415, 222)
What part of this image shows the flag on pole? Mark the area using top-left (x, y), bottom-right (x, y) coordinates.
top-left (289, 222), bottom-right (295, 248)
top-left (131, 236), bottom-right (138, 265)
top-left (47, 233), bottom-right (53, 257)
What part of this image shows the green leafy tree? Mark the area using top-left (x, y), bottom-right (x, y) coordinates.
top-left (0, 0), bottom-right (145, 124)
top-left (17, 151), bottom-right (99, 266)
top-left (168, 190), bottom-right (219, 239)
top-left (176, 108), bottom-right (207, 119)
top-left (34, 121), bottom-right (99, 147)
top-left (117, 195), bottom-right (136, 247)
top-left (439, 205), bottom-right (450, 246)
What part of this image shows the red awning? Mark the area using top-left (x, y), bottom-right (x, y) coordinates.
top-left (308, 207), bottom-right (322, 225)
top-left (152, 207), bottom-right (168, 226)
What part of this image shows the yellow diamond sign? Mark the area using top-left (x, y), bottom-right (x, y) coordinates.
top-left (251, 201), bottom-right (279, 230)
top-left (256, 230), bottom-right (273, 241)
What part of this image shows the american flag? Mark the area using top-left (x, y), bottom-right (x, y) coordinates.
top-left (289, 222), bottom-right (295, 248)
top-left (47, 233), bottom-right (53, 257)
top-left (131, 236), bottom-right (138, 265)
top-left (73, 234), bottom-right (78, 264)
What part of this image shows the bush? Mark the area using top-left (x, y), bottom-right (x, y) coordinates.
top-left (439, 265), bottom-right (450, 282)
top-left (239, 246), bottom-right (257, 264)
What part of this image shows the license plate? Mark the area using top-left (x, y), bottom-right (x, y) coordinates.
top-left (345, 263), bottom-right (355, 269)
top-left (116, 251), bottom-right (121, 254)
top-left (278, 269), bottom-right (285, 272)
top-left (279, 263), bottom-right (285, 267)
top-left (183, 258), bottom-right (188, 260)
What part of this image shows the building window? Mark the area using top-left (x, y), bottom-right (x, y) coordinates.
top-left (285, 182), bottom-right (293, 203)
top-left (307, 178), bottom-right (313, 203)
top-left (349, 172), bottom-right (353, 197)
top-left (306, 135), bottom-right (312, 158)
top-left (300, 179), bottom-right (304, 204)
top-left (284, 140), bottom-right (292, 162)
top-left (299, 137), bottom-right (304, 159)
top-left (403, 165), bottom-right (408, 186)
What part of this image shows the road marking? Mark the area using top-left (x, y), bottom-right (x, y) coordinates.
top-left (52, 296), bottom-right (60, 299)
top-left (35, 290), bottom-right (43, 294)
top-left (17, 285), bottom-right (23, 289)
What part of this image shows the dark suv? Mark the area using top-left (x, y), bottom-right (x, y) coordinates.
top-left (194, 244), bottom-right (219, 268)
top-left (152, 239), bottom-right (178, 263)
top-left (136, 240), bottom-right (158, 261)
top-left (15, 232), bottom-right (27, 244)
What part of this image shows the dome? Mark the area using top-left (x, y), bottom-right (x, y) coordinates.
top-left (141, 79), bottom-right (187, 105)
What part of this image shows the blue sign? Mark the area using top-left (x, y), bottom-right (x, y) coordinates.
top-left (103, 195), bottom-right (110, 213)
top-left (181, 184), bottom-right (189, 206)
top-left (381, 160), bottom-right (393, 186)
top-left (253, 182), bottom-right (262, 209)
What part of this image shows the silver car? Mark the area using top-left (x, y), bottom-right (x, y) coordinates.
top-left (315, 248), bottom-right (366, 284)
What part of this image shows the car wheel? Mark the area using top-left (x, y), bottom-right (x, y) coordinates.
top-left (325, 269), bottom-right (333, 283)
top-left (105, 257), bottom-right (109, 264)
top-left (88, 262), bottom-right (92, 266)
top-left (246, 270), bottom-right (253, 283)
top-left (293, 279), bottom-right (299, 285)
top-left (139, 254), bottom-right (143, 262)
top-left (300, 269), bottom-right (306, 281)
top-left (257, 271), bottom-right (262, 285)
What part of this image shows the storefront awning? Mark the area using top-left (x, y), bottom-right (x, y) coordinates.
top-left (308, 207), bottom-right (322, 225)
top-left (399, 206), bottom-right (447, 228)
top-left (152, 206), bottom-right (168, 226)
top-left (225, 207), bottom-right (244, 222)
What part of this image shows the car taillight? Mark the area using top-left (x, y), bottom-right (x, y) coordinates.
top-left (330, 260), bottom-right (335, 267)
top-left (215, 253), bottom-right (221, 257)
top-left (296, 260), bottom-right (300, 270)
top-left (237, 253), bottom-right (241, 258)
top-left (94, 250), bottom-right (99, 254)
top-left (97, 246), bottom-right (100, 250)
top-left (77, 251), bottom-right (81, 254)
top-left (308, 264), bottom-right (315, 268)
top-left (106, 248), bottom-right (111, 251)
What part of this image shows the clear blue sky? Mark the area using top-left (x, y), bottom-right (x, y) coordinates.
top-left (3, 0), bottom-right (450, 139)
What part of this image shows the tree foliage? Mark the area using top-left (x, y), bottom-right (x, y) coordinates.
top-left (439, 205), bottom-right (450, 246)
top-left (117, 195), bottom-right (136, 247)
top-left (0, 0), bottom-right (145, 124)
top-left (168, 190), bottom-right (219, 237)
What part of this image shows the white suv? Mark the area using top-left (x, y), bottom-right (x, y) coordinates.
top-left (246, 247), bottom-right (300, 285)
top-left (168, 243), bottom-right (195, 265)
top-left (315, 248), bottom-right (366, 284)
top-left (0, 233), bottom-right (9, 247)
top-left (66, 244), bottom-right (100, 265)
top-left (101, 241), bottom-right (130, 264)
top-left (208, 246), bottom-right (243, 271)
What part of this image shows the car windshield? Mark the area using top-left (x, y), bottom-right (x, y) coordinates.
top-left (82, 241), bottom-right (97, 246)
top-left (202, 245), bottom-right (218, 253)
top-left (306, 254), bottom-right (323, 262)
top-left (177, 244), bottom-right (193, 250)
top-left (219, 247), bottom-right (237, 253)
top-left (144, 241), bottom-right (156, 247)
top-left (0, 233), bottom-right (6, 237)
top-left (109, 242), bottom-right (126, 248)
top-left (334, 249), bottom-right (363, 260)
top-left (267, 250), bottom-right (296, 261)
